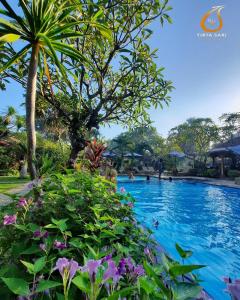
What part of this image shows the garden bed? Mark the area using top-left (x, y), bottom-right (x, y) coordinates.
top-left (0, 171), bottom-right (208, 299)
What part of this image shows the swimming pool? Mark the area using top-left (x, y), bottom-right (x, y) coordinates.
top-left (118, 177), bottom-right (240, 299)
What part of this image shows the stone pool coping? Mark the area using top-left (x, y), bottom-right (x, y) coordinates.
top-left (153, 175), bottom-right (240, 189)
top-left (119, 174), bottom-right (240, 189)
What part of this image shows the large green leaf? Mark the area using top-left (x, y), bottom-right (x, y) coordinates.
top-left (36, 280), bottom-right (62, 293)
top-left (33, 256), bottom-right (46, 273)
top-left (21, 256), bottom-right (46, 274)
top-left (169, 264), bottom-right (205, 277)
top-left (0, 33), bottom-right (20, 42)
top-left (72, 275), bottom-right (91, 293)
top-left (1, 277), bottom-right (30, 296)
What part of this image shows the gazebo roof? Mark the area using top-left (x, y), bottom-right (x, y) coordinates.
top-left (102, 151), bottom-right (117, 158)
top-left (209, 145), bottom-right (240, 157)
top-left (123, 152), bottom-right (143, 158)
top-left (169, 150), bottom-right (185, 158)
top-left (228, 145), bottom-right (240, 155)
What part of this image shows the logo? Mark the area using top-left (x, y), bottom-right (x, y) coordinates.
top-left (197, 5), bottom-right (226, 38)
top-left (200, 5), bottom-right (224, 32)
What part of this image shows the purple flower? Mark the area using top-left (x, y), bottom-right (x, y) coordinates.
top-left (144, 247), bottom-right (151, 256)
top-left (54, 258), bottom-right (79, 281)
top-left (54, 240), bottom-right (67, 250)
top-left (224, 277), bottom-right (240, 299)
top-left (39, 243), bottom-right (46, 252)
top-left (117, 257), bottom-right (144, 280)
top-left (80, 259), bottom-right (102, 282)
top-left (69, 260), bottom-right (79, 281)
top-left (127, 202), bottom-right (134, 208)
top-left (33, 230), bottom-right (42, 238)
top-left (103, 260), bottom-right (121, 283)
top-left (133, 265), bottom-right (145, 277)
top-left (101, 254), bottom-right (112, 263)
top-left (42, 231), bottom-right (49, 239)
top-left (3, 214), bottom-right (17, 225)
top-left (120, 187), bottom-right (126, 193)
top-left (118, 257), bottom-right (134, 275)
top-left (55, 257), bottom-right (69, 277)
top-left (17, 197), bottom-right (27, 208)
top-left (27, 182), bottom-right (34, 189)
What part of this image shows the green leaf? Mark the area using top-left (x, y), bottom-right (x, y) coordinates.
top-left (1, 277), bottom-right (30, 296)
top-left (20, 245), bottom-right (41, 255)
top-left (107, 287), bottom-right (136, 300)
top-left (143, 261), bottom-right (170, 296)
top-left (21, 257), bottom-right (46, 274)
top-left (0, 33), bottom-right (20, 42)
top-left (21, 260), bottom-right (35, 274)
top-left (0, 44), bottom-right (31, 73)
top-left (92, 23), bottom-right (112, 41)
top-left (175, 243), bottom-right (193, 259)
top-left (72, 275), bottom-right (91, 293)
top-left (56, 292), bottom-right (65, 300)
top-left (169, 264), bottom-right (205, 277)
top-left (33, 256), bottom-right (46, 273)
top-left (172, 283), bottom-right (202, 300)
top-left (36, 280), bottom-right (62, 293)
top-left (138, 276), bottom-right (155, 294)
top-left (69, 238), bottom-right (83, 249)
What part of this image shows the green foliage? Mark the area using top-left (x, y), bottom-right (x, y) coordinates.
top-left (168, 118), bottom-right (219, 167)
top-left (227, 169), bottom-right (240, 178)
top-left (28, 0), bottom-right (174, 163)
top-left (0, 171), bottom-right (204, 299)
top-left (203, 169), bottom-right (219, 178)
top-left (219, 112), bottom-right (240, 142)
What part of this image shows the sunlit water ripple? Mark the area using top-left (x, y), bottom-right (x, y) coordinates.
top-left (117, 176), bottom-right (240, 299)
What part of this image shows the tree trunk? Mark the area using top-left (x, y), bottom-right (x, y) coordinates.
top-left (68, 130), bottom-right (86, 168)
top-left (26, 43), bottom-right (39, 180)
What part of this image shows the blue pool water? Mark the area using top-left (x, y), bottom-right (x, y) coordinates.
top-left (118, 177), bottom-right (240, 299)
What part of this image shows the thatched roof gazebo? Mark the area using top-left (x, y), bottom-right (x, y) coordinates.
top-left (209, 136), bottom-right (240, 177)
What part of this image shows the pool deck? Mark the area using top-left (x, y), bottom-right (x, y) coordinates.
top-left (153, 175), bottom-right (240, 189)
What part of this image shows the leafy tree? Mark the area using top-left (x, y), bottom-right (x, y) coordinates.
top-left (0, 0), bottom-right (109, 178)
top-left (219, 112), bottom-right (240, 143)
top-left (36, 0), bottom-right (173, 165)
top-left (110, 127), bottom-right (165, 156)
top-left (168, 118), bottom-right (219, 166)
top-left (0, 106), bottom-right (24, 143)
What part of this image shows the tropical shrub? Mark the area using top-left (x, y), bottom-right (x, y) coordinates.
top-left (227, 169), bottom-right (240, 179)
top-left (0, 171), bottom-right (205, 299)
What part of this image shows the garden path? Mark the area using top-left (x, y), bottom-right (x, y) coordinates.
top-left (0, 182), bottom-right (31, 207)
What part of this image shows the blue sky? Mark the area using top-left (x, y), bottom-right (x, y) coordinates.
top-left (1, 0), bottom-right (240, 138)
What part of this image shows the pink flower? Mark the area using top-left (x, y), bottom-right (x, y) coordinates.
top-left (120, 187), bottom-right (126, 193)
top-left (17, 197), bottom-right (27, 208)
top-left (3, 214), bottom-right (17, 225)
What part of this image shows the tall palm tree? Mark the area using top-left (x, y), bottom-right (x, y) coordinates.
top-left (0, 0), bottom-right (111, 179)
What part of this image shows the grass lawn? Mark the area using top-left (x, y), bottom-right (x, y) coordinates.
top-left (0, 176), bottom-right (29, 193)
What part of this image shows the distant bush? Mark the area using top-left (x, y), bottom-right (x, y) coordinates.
top-left (188, 168), bottom-right (198, 176)
top-left (203, 169), bottom-right (219, 178)
top-left (227, 169), bottom-right (240, 178)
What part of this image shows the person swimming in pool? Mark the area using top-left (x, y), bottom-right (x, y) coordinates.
top-left (128, 172), bottom-right (135, 180)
